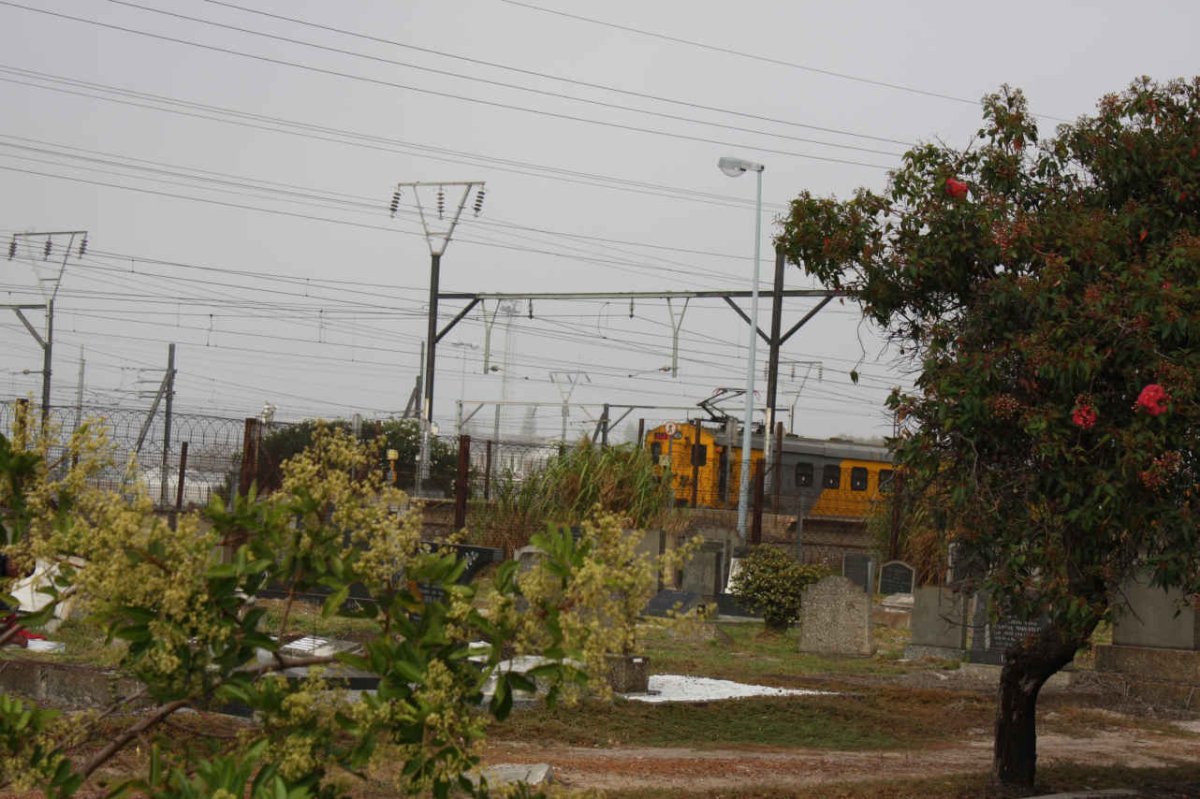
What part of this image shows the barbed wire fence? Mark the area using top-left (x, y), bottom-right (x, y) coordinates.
top-left (0, 399), bottom-right (264, 510)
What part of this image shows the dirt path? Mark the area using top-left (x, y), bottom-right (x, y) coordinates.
top-left (483, 727), bottom-right (1200, 794)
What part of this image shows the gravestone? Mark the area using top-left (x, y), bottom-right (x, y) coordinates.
top-left (643, 589), bottom-right (701, 618)
top-left (841, 553), bottom-right (875, 593)
top-left (714, 592), bottom-right (758, 618)
top-left (879, 560), bottom-right (915, 596)
top-left (513, 545), bottom-right (544, 574)
top-left (947, 542), bottom-right (985, 588)
top-left (724, 557), bottom-right (743, 593)
top-left (1112, 572), bottom-right (1200, 650)
top-left (797, 575), bottom-right (874, 656)
top-left (967, 591), bottom-right (1047, 666)
top-left (680, 541), bottom-right (725, 597)
top-left (1094, 572), bottom-right (1200, 709)
top-left (904, 586), bottom-right (968, 660)
top-left (418, 544), bottom-right (504, 604)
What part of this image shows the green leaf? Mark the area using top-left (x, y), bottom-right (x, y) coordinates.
top-left (321, 585), bottom-right (350, 618)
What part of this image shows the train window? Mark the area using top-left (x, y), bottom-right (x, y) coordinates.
top-left (822, 465), bottom-right (841, 489)
top-left (650, 443), bottom-right (662, 461)
top-left (795, 462), bottom-right (813, 487)
top-left (878, 469), bottom-right (894, 493)
top-left (850, 467), bottom-right (868, 491)
top-left (690, 443), bottom-right (708, 467)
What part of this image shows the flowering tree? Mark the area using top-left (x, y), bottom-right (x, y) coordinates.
top-left (0, 423), bottom-right (637, 798)
top-left (777, 77), bottom-right (1200, 792)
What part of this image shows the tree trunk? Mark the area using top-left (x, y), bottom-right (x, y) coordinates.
top-left (990, 625), bottom-right (1085, 795)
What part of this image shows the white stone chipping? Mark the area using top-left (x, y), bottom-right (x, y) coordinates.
top-left (623, 674), bottom-right (827, 703)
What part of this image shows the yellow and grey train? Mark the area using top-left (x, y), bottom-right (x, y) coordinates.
top-left (645, 421), bottom-right (893, 520)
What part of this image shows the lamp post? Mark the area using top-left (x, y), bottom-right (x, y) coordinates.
top-left (718, 156), bottom-right (765, 543)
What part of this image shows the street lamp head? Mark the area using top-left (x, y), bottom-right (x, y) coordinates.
top-left (718, 156), bottom-right (765, 177)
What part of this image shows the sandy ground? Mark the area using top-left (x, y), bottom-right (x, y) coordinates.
top-left (481, 675), bottom-right (1200, 799)
top-left (482, 727), bottom-right (1200, 794)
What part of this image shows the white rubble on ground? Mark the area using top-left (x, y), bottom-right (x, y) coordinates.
top-left (623, 674), bottom-right (829, 703)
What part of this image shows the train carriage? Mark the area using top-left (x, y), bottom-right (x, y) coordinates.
top-left (645, 421), bottom-right (892, 521)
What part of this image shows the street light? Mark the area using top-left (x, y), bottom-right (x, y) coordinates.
top-left (717, 155), bottom-right (765, 543)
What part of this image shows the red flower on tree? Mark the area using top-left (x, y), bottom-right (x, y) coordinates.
top-left (1135, 383), bottom-right (1170, 416)
top-left (1071, 404), bottom-right (1097, 430)
top-left (945, 178), bottom-right (969, 199)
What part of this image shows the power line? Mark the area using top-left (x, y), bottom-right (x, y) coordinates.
top-left (2, 137), bottom-right (759, 284)
top-left (0, 162), bottom-right (768, 285)
top-left (6, 234), bottom-right (903, 389)
top-left (498, 0), bottom-right (1068, 122)
top-left (0, 65), bottom-right (785, 212)
top-left (0, 2), bottom-right (894, 169)
top-left (0, 136), bottom-right (748, 277)
top-left (202, 0), bottom-right (914, 147)
top-left (103, 0), bottom-right (905, 158)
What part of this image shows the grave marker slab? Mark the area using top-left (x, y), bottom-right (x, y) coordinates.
top-left (879, 560), bottom-right (915, 596)
top-left (967, 593), bottom-right (1048, 666)
top-left (842, 553), bottom-right (875, 593)
top-left (905, 586), bottom-right (968, 660)
top-left (417, 544), bottom-right (505, 605)
top-left (798, 576), bottom-right (874, 656)
top-left (1112, 572), bottom-right (1200, 650)
top-left (643, 589), bottom-right (701, 618)
top-left (714, 592), bottom-right (758, 618)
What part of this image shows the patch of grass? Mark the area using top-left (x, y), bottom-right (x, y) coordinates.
top-left (255, 598), bottom-right (383, 642)
top-left (0, 614), bottom-right (124, 666)
top-left (641, 619), bottom-right (928, 685)
top-left (491, 686), bottom-right (992, 751)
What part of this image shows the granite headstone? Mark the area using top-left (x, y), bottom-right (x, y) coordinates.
top-left (879, 560), bottom-right (915, 596)
top-left (842, 553), bottom-right (875, 593)
top-left (798, 575), bottom-right (874, 656)
top-left (904, 586), bottom-right (968, 659)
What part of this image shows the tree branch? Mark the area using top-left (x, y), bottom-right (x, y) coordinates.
top-left (78, 698), bottom-right (190, 781)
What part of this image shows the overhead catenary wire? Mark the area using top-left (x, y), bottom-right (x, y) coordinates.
top-left (0, 160), bottom-right (784, 287)
top-left (100, 0), bottom-right (908, 159)
top-left (0, 1), bottom-right (895, 170)
top-left (497, 0), bottom-right (1070, 122)
top-left (0, 65), bottom-right (792, 212)
top-left (201, 0), bottom-right (915, 147)
top-left (4, 220), bottom-right (902, 391)
top-left (7, 236), bottom-right (907, 391)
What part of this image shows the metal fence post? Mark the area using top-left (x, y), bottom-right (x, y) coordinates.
top-left (483, 439), bottom-right (493, 501)
top-left (239, 417), bottom-right (261, 497)
top-left (454, 434), bottom-right (471, 530)
top-left (170, 441), bottom-right (188, 531)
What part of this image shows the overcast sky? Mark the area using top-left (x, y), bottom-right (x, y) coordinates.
top-left (2, 0), bottom-right (1198, 442)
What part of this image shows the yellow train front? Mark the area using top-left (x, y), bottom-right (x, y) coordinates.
top-left (644, 421), bottom-right (893, 521)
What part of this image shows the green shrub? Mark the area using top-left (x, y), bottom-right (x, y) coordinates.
top-left (730, 546), bottom-right (827, 632)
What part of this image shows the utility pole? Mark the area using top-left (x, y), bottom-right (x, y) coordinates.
top-left (74, 346), bottom-right (85, 434)
top-left (5, 230), bottom-right (88, 428)
top-left (762, 245), bottom-right (786, 507)
top-left (159, 344), bottom-right (176, 507)
top-left (550, 371), bottom-right (590, 447)
top-left (490, 302), bottom-right (518, 482)
top-left (389, 181), bottom-right (485, 497)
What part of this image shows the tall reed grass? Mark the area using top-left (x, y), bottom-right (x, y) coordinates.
top-left (469, 439), bottom-right (680, 553)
